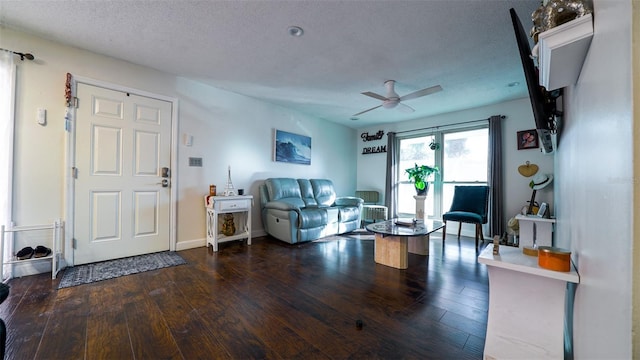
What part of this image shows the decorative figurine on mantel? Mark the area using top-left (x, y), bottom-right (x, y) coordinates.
top-left (223, 165), bottom-right (237, 196)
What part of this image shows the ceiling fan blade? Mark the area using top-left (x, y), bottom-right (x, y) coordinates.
top-left (353, 105), bottom-right (383, 117)
top-left (396, 102), bottom-right (415, 113)
top-left (400, 85), bottom-right (443, 101)
top-left (361, 91), bottom-right (388, 101)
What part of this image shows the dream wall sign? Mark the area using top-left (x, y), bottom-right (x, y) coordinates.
top-left (361, 130), bottom-right (387, 155)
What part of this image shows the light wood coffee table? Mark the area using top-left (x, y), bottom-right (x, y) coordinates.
top-left (366, 218), bottom-right (444, 269)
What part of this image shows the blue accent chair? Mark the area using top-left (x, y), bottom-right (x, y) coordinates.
top-left (442, 186), bottom-right (490, 250)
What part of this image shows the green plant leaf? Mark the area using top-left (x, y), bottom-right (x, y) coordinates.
top-left (405, 163), bottom-right (439, 184)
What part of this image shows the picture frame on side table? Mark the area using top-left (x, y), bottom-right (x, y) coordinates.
top-left (273, 129), bottom-right (311, 165)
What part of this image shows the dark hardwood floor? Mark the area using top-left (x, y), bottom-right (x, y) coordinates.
top-left (0, 231), bottom-right (489, 359)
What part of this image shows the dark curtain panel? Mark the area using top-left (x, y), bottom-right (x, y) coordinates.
top-left (385, 132), bottom-right (398, 219)
top-left (488, 115), bottom-right (504, 237)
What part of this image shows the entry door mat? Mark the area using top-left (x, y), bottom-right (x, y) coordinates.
top-left (58, 251), bottom-right (186, 289)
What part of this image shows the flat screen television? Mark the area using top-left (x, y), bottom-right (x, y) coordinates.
top-left (509, 8), bottom-right (560, 153)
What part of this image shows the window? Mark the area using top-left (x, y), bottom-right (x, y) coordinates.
top-left (397, 126), bottom-right (488, 218)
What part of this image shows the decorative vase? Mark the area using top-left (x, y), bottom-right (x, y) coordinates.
top-left (415, 183), bottom-right (429, 196)
top-left (221, 213), bottom-right (236, 236)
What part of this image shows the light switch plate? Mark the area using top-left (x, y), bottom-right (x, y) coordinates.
top-left (37, 108), bottom-right (47, 126)
top-left (183, 133), bottom-right (193, 146)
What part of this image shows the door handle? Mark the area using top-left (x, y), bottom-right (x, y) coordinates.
top-left (157, 179), bottom-right (170, 187)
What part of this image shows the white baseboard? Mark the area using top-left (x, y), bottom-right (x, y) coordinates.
top-left (175, 230), bottom-right (268, 251)
top-left (10, 231), bottom-right (273, 278)
top-left (253, 229), bottom-right (267, 238)
top-left (11, 260), bottom-right (51, 278)
top-left (176, 238), bottom-right (206, 251)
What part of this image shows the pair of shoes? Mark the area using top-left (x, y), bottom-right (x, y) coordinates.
top-left (16, 247), bottom-right (34, 260)
top-left (16, 246), bottom-right (51, 260)
top-left (34, 246), bottom-right (51, 258)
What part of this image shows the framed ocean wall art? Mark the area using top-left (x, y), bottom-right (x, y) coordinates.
top-left (273, 129), bottom-right (311, 165)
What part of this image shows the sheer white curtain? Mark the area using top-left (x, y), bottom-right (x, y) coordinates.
top-left (0, 50), bottom-right (15, 278)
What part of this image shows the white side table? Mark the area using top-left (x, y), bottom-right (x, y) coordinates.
top-left (478, 245), bottom-right (579, 359)
top-left (205, 195), bottom-right (253, 252)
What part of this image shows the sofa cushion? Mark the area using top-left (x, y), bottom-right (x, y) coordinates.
top-left (297, 179), bottom-right (318, 207)
top-left (442, 211), bottom-right (483, 223)
top-left (265, 178), bottom-right (305, 208)
top-left (310, 179), bottom-right (336, 207)
top-left (298, 208), bottom-right (327, 229)
top-left (338, 206), bottom-right (360, 222)
top-left (325, 207), bottom-right (339, 224)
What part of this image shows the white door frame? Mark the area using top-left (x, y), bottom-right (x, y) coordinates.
top-left (64, 75), bottom-right (179, 267)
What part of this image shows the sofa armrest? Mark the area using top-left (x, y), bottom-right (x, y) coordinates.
top-left (334, 196), bottom-right (364, 207)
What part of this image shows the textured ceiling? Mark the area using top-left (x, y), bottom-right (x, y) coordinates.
top-left (0, 0), bottom-right (541, 128)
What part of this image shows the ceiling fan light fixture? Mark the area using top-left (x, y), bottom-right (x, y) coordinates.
top-left (287, 26), bottom-right (304, 37)
top-left (382, 100), bottom-right (399, 109)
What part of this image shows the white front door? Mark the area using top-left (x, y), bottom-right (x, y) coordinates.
top-left (74, 83), bottom-right (172, 265)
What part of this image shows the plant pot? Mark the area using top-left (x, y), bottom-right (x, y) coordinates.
top-left (415, 183), bottom-right (430, 196)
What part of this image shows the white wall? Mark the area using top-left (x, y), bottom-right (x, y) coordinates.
top-left (555, 0), bottom-right (633, 357)
top-left (173, 77), bottom-right (358, 249)
top-left (356, 97), bottom-right (555, 236)
top-left (1, 27), bottom-right (357, 264)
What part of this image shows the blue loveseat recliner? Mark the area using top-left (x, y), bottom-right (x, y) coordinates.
top-left (259, 178), bottom-right (363, 244)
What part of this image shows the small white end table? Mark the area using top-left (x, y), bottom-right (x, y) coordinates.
top-left (204, 195), bottom-right (253, 252)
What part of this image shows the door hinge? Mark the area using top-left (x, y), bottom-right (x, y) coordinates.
top-left (72, 97), bottom-right (79, 108)
top-left (71, 167), bottom-right (78, 179)
top-left (72, 238), bottom-right (77, 249)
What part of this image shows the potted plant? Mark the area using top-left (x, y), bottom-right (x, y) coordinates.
top-left (405, 163), bottom-right (439, 195)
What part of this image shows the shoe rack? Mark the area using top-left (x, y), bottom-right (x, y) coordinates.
top-left (0, 219), bottom-right (63, 280)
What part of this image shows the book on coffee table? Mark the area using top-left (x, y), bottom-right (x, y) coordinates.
top-left (394, 218), bottom-right (419, 227)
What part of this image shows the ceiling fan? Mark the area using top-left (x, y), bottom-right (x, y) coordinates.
top-left (353, 80), bottom-right (442, 117)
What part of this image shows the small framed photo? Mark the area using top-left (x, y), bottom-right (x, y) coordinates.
top-left (517, 129), bottom-right (539, 150)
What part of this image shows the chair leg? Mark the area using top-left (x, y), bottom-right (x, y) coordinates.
top-left (457, 222), bottom-right (462, 239)
top-left (475, 224), bottom-right (482, 249)
top-left (442, 222), bottom-right (447, 242)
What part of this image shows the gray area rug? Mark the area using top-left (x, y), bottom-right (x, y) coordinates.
top-left (58, 251), bottom-right (186, 289)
